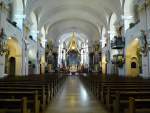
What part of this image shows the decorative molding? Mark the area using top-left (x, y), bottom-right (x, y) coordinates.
top-left (137, 0), bottom-right (150, 12)
top-left (24, 25), bottom-right (30, 34)
top-left (139, 30), bottom-right (148, 56)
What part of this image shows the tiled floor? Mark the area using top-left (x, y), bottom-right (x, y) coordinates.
top-left (46, 76), bottom-right (108, 113)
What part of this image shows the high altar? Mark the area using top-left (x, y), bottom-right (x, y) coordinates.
top-left (69, 65), bottom-right (78, 72)
top-left (66, 32), bottom-right (80, 72)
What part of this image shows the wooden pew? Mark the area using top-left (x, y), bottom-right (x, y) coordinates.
top-left (105, 87), bottom-right (150, 109)
top-left (0, 81), bottom-right (47, 111)
top-left (80, 74), bottom-right (150, 113)
top-left (0, 80), bottom-right (54, 102)
top-left (0, 91), bottom-right (40, 113)
top-left (0, 74), bottom-right (66, 98)
top-left (112, 91), bottom-right (150, 113)
top-left (127, 97), bottom-right (150, 113)
top-left (0, 78), bottom-right (65, 104)
top-left (101, 83), bottom-right (150, 103)
top-left (0, 97), bottom-right (29, 113)
top-left (0, 74), bottom-right (67, 113)
top-left (0, 86), bottom-right (47, 111)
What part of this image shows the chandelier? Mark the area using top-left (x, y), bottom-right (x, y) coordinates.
top-left (0, 28), bottom-right (9, 56)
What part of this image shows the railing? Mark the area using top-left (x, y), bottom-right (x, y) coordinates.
top-left (111, 36), bottom-right (125, 49)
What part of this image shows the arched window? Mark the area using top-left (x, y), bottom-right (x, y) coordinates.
top-left (131, 62), bottom-right (137, 68)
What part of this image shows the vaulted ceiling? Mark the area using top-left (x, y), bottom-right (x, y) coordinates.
top-left (25, 0), bottom-right (123, 46)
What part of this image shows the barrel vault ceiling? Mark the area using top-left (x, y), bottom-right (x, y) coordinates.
top-left (25, 0), bottom-right (123, 46)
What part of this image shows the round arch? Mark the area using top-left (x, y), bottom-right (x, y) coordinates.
top-left (45, 18), bottom-right (100, 46)
top-left (6, 37), bottom-right (22, 76)
top-left (126, 38), bottom-right (141, 77)
top-left (38, 7), bottom-right (106, 30)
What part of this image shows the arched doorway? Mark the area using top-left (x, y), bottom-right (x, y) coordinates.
top-left (5, 37), bottom-right (22, 76)
top-left (126, 38), bottom-right (141, 77)
top-left (9, 57), bottom-right (16, 76)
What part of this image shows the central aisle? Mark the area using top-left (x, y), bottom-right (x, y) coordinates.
top-left (46, 76), bottom-right (108, 113)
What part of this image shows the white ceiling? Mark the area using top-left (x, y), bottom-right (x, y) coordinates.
top-left (25, 0), bottom-right (123, 46)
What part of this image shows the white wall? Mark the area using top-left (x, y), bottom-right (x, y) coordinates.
top-left (0, 56), bottom-right (5, 77)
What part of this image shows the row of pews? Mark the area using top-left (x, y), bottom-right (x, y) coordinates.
top-left (80, 75), bottom-right (150, 113)
top-left (0, 74), bottom-right (67, 113)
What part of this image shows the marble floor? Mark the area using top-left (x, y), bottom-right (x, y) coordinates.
top-left (45, 76), bottom-right (108, 113)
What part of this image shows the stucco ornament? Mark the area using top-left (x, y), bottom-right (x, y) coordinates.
top-left (139, 30), bottom-right (148, 56)
top-left (0, 28), bottom-right (9, 56)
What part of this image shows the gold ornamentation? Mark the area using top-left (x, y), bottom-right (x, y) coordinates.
top-left (67, 32), bottom-right (80, 53)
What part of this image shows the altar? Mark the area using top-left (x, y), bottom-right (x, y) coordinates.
top-left (69, 65), bottom-right (78, 72)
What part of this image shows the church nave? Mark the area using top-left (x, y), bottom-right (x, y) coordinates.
top-left (1, 0), bottom-right (150, 113)
top-left (46, 76), bottom-right (108, 113)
